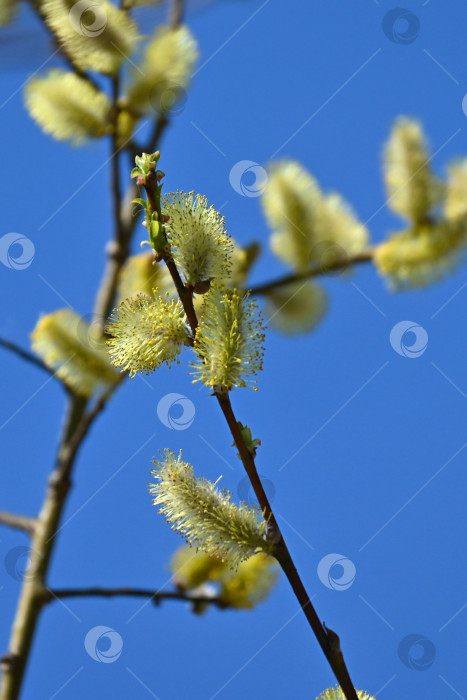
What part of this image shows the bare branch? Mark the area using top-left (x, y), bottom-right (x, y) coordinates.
top-left (170, 0), bottom-right (184, 27)
top-left (155, 207), bottom-right (360, 700)
top-left (44, 587), bottom-right (224, 608)
top-left (0, 339), bottom-right (56, 378)
top-left (249, 248), bottom-right (375, 297)
top-left (0, 55), bottom-right (173, 700)
top-left (0, 512), bottom-right (36, 536)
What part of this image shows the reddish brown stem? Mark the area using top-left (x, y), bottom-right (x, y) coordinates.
top-left (159, 248), bottom-right (359, 700)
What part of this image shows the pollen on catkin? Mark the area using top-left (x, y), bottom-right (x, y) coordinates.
top-left (445, 159), bottom-right (467, 220)
top-left (374, 219), bottom-right (467, 289)
top-left (262, 160), bottom-right (368, 272)
top-left (25, 70), bottom-right (110, 145)
top-left (125, 25), bottom-right (198, 113)
top-left (149, 450), bottom-right (272, 569)
top-left (383, 117), bottom-right (442, 224)
top-left (106, 291), bottom-right (189, 376)
top-left (40, 0), bottom-right (139, 75)
top-left (190, 285), bottom-right (265, 390)
top-left (162, 192), bottom-right (233, 287)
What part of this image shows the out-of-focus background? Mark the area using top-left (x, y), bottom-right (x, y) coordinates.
top-left (1, 1), bottom-right (467, 698)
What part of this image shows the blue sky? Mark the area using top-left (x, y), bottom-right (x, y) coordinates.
top-left (1, 1), bottom-right (467, 699)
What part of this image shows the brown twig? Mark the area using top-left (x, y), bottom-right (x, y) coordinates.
top-left (249, 248), bottom-right (375, 296)
top-left (43, 587), bottom-right (224, 608)
top-left (0, 512), bottom-right (37, 536)
top-left (213, 391), bottom-right (358, 700)
top-left (170, 0), bottom-right (184, 27)
top-left (147, 203), bottom-right (360, 699)
top-left (0, 4), bottom-right (178, 696)
top-left (0, 338), bottom-right (58, 379)
top-left (93, 118), bottom-right (170, 325)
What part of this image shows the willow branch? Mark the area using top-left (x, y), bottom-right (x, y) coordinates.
top-left (0, 338), bottom-right (56, 378)
top-left (93, 116), bottom-right (170, 324)
top-left (0, 512), bottom-right (37, 535)
top-left (153, 235), bottom-right (359, 700)
top-left (214, 392), bottom-right (358, 700)
top-left (0, 395), bottom-right (87, 700)
top-left (44, 587), bottom-right (224, 607)
top-left (249, 248), bottom-right (375, 296)
top-left (170, 0), bottom-right (184, 27)
top-left (0, 43), bottom-right (174, 700)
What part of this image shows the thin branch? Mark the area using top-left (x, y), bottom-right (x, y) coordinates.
top-left (214, 392), bottom-right (276, 526)
top-left (0, 338), bottom-right (56, 378)
top-left (153, 218), bottom-right (359, 699)
top-left (0, 50), bottom-right (174, 700)
top-left (93, 116), bottom-right (170, 324)
top-left (214, 392), bottom-right (359, 700)
top-left (0, 512), bottom-right (36, 536)
top-left (249, 248), bottom-right (375, 296)
top-left (44, 587), bottom-right (224, 607)
top-left (170, 0), bottom-right (184, 27)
